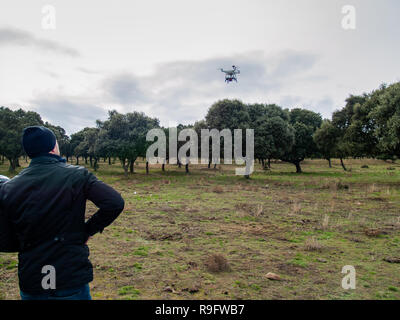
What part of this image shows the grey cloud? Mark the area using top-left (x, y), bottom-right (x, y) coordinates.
top-left (0, 27), bottom-right (79, 57)
top-left (270, 50), bottom-right (319, 79)
top-left (279, 95), bottom-right (335, 119)
top-left (101, 50), bottom-right (323, 125)
top-left (314, 97), bottom-right (336, 119)
top-left (27, 50), bottom-right (326, 134)
top-left (279, 95), bottom-right (303, 108)
top-left (103, 73), bottom-right (148, 105)
top-left (31, 96), bottom-right (107, 134)
top-left (77, 67), bottom-right (101, 75)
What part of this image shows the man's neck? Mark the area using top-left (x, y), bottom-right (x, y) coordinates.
top-left (35, 153), bottom-right (66, 162)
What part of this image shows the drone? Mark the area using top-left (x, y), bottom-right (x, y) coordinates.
top-left (220, 65), bottom-right (240, 83)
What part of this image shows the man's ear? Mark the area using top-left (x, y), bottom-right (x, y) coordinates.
top-left (49, 141), bottom-right (60, 156)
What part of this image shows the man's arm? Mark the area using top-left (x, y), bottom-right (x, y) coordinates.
top-left (0, 188), bottom-right (20, 252)
top-left (83, 171), bottom-right (125, 238)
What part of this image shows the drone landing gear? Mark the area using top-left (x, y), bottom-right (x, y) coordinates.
top-left (225, 76), bottom-right (237, 83)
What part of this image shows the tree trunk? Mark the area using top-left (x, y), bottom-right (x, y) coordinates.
top-left (16, 158), bottom-right (20, 167)
top-left (295, 161), bottom-right (302, 173)
top-left (208, 159), bottom-right (211, 169)
top-left (262, 159), bottom-right (270, 170)
top-left (121, 159), bottom-right (128, 177)
top-left (123, 165), bottom-right (128, 176)
top-left (8, 158), bottom-right (16, 173)
top-left (146, 161), bottom-right (149, 175)
top-left (268, 158), bottom-right (271, 168)
top-left (162, 163), bottom-right (165, 172)
top-left (328, 158), bottom-right (332, 168)
top-left (185, 163), bottom-right (189, 173)
top-left (130, 160), bottom-right (134, 173)
top-left (89, 156), bottom-right (93, 167)
top-left (85, 157), bottom-right (88, 165)
top-left (108, 157), bottom-right (111, 165)
top-left (75, 156), bottom-right (79, 165)
top-left (340, 158), bottom-right (347, 171)
top-left (93, 158), bottom-right (98, 171)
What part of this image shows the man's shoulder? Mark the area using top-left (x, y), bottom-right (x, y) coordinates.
top-left (58, 162), bottom-right (88, 172)
top-left (0, 174), bottom-right (22, 201)
top-left (56, 163), bottom-right (93, 178)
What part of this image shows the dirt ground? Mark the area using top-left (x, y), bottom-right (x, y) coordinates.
top-left (1, 158), bottom-right (400, 300)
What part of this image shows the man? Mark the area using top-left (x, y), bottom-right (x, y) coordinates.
top-left (0, 126), bottom-right (124, 300)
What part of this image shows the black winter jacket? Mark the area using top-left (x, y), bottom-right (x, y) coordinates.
top-left (0, 155), bottom-right (124, 293)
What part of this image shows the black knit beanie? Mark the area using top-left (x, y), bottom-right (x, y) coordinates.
top-left (22, 126), bottom-right (57, 158)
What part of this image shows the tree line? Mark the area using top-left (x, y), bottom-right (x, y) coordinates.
top-left (0, 82), bottom-right (399, 174)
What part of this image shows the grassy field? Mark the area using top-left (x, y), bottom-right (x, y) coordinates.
top-left (1, 158), bottom-right (400, 300)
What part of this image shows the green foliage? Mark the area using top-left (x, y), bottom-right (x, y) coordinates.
top-left (2, 81), bottom-right (400, 175)
top-left (96, 110), bottom-right (159, 175)
top-left (45, 123), bottom-right (71, 160)
top-left (326, 83), bottom-right (400, 163)
top-left (281, 109), bottom-right (322, 172)
top-left (205, 99), bottom-right (250, 130)
top-left (313, 120), bottom-right (339, 164)
top-left (253, 115), bottom-right (294, 164)
top-left (0, 107), bottom-right (44, 171)
top-left (70, 128), bottom-right (90, 160)
top-left (369, 83), bottom-right (400, 158)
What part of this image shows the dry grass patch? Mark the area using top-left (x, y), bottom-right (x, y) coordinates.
top-left (212, 185), bottom-right (224, 194)
top-left (304, 237), bottom-right (324, 252)
top-left (320, 179), bottom-right (350, 191)
top-left (204, 254), bottom-right (231, 273)
top-left (395, 217), bottom-right (400, 229)
top-left (253, 204), bottom-right (264, 217)
top-left (367, 183), bottom-right (379, 193)
top-left (334, 180), bottom-right (349, 191)
top-left (321, 180), bottom-right (349, 191)
top-left (292, 202), bottom-right (302, 214)
top-left (364, 228), bottom-right (384, 237)
top-left (321, 215), bottom-right (330, 230)
top-left (235, 203), bottom-right (254, 213)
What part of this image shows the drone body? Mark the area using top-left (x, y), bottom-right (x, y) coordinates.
top-left (220, 65), bottom-right (240, 83)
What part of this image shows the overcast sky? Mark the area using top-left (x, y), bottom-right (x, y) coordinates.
top-left (0, 0), bottom-right (399, 134)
